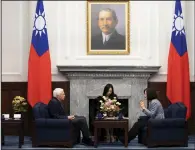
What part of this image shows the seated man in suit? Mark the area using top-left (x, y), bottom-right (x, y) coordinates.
top-left (48, 88), bottom-right (94, 146)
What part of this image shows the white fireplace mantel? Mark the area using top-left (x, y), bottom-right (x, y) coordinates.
top-left (57, 65), bottom-right (161, 79)
top-left (57, 65), bottom-right (161, 128)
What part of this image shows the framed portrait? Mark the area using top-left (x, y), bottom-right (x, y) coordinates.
top-left (87, 0), bottom-right (130, 55)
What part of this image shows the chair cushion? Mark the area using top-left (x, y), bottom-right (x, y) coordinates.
top-left (33, 102), bottom-right (50, 119)
top-left (165, 102), bottom-right (187, 119)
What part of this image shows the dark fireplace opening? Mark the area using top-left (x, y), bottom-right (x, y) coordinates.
top-left (89, 98), bottom-right (128, 135)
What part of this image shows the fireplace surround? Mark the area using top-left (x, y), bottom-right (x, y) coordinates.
top-left (57, 66), bottom-right (160, 128)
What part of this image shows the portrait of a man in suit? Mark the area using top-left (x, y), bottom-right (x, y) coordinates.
top-left (91, 8), bottom-right (125, 50)
top-left (87, 1), bottom-right (129, 55)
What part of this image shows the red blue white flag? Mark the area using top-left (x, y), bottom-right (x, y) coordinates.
top-left (167, 0), bottom-right (191, 119)
top-left (28, 0), bottom-right (52, 107)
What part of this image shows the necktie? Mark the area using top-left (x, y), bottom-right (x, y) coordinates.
top-left (104, 36), bottom-right (108, 45)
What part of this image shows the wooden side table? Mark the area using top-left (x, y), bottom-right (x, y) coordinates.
top-left (93, 118), bottom-right (128, 147)
top-left (1, 119), bottom-right (24, 148)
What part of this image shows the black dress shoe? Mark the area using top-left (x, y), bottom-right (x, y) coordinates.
top-left (82, 138), bottom-right (94, 146)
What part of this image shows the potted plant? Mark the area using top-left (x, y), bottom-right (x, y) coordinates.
top-left (12, 96), bottom-right (28, 119)
top-left (99, 96), bottom-right (121, 117)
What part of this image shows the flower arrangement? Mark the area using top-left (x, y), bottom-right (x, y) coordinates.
top-left (99, 96), bottom-right (121, 116)
top-left (12, 96), bottom-right (28, 113)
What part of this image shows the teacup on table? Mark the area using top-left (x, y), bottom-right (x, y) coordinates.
top-left (3, 114), bottom-right (10, 119)
top-left (14, 114), bottom-right (21, 119)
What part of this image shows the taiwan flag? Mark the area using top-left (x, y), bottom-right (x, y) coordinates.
top-left (166, 0), bottom-right (191, 119)
top-left (28, 0), bottom-right (52, 107)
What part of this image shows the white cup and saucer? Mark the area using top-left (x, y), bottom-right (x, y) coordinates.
top-left (3, 114), bottom-right (10, 120)
top-left (13, 114), bottom-right (21, 120)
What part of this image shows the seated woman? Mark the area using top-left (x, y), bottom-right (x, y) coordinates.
top-left (118, 88), bottom-right (165, 144)
top-left (96, 83), bottom-right (118, 143)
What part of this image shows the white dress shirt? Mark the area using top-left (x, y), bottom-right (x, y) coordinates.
top-left (102, 32), bottom-right (112, 44)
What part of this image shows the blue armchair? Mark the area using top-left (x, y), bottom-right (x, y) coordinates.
top-left (138, 102), bottom-right (188, 147)
top-left (32, 102), bottom-right (73, 147)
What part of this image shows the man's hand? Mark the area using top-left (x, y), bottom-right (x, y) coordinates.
top-left (68, 115), bottom-right (75, 120)
top-left (139, 100), bottom-right (146, 110)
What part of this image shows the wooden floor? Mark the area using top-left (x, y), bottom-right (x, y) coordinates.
top-left (1, 135), bottom-right (195, 150)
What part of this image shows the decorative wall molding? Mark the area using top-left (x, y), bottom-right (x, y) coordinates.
top-left (57, 66), bottom-right (161, 73)
top-left (2, 72), bottom-right (22, 75)
top-left (2, 73), bottom-right (68, 82)
top-left (75, 56), bottom-right (143, 60)
top-left (149, 74), bottom-right (195, 82)
top-left (2, 73), bottom-right (24, 82)
top-left (57, 66), bottom-right (160, 79)
top-left (65, 73), bottom-right (151, 79)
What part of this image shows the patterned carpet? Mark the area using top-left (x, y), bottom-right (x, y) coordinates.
top-left (1, 135), bottom-right (195, 150)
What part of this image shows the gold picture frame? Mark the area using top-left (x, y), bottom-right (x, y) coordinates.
top-left (87, 0), bottom-right (130, 55)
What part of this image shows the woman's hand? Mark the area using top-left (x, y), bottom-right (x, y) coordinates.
top-left (139, 100), bottom-right (146, 110)
top-left (102, 96), bottom-right (107, 100)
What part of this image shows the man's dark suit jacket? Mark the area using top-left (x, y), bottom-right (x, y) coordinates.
top-left (48, 97), bottom-right (68, 119)
top-left (91, 31), bottom-right (125, 50)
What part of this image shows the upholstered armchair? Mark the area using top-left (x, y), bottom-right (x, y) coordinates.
top-left (138, 102), bottom-right (188, 148)
top-left (31, 102), bottom-right (74, 147)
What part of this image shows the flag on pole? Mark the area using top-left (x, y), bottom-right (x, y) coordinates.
top-left (28, 0), bottom-right (52, 107)
top-left (167, 0), bottom-right (191, 119)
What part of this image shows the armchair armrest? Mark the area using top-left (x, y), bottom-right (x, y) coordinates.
top-left (148, 118), bottom-right (186, 128)
top-left (35, 118), bottom-right (71, 128)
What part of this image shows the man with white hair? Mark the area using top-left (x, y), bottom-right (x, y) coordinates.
top-left (48, 88), bottom-right (94, 146)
